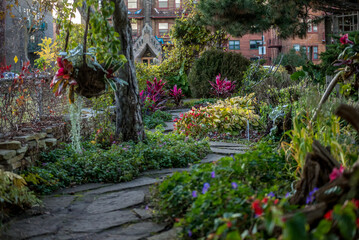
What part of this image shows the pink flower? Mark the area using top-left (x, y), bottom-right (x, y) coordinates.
top-left (329, 165), bottom-right (344, 182)
top-left (340, 34), bottom-right (354, 45)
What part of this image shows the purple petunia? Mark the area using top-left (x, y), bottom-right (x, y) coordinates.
top-left (285, 192), bottom-right (291, 198)
top-left (192, 190), bottom-right (197, 198)
top-left (202, 183), bottom-right (210, 194)
top-left (188, 230), bottom-right (192, 237)
top-left (267, 192), bottom-right (275, 198)
top-left (306, 187), bottom-right (319, 204)
top-left (231, 182), bottom-right (238, 189)
top-left (211, 171), bottom-right (216, 178)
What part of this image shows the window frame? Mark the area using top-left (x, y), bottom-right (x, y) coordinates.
top-left (158, 0), bottom-right (168, 9)
top-left (131, 23), bottom-right (138, 36)
top-left (175, 0), bottom-right (181, 8)
top-left (250, 40), bottom-right (262, 50)
top-left (313, 46), bottom-right (319, 60)
top-left (229, 40), bottom-right (240, 50)
top-left (127, 0), bottom-right (137, 9)
top-left (293, 44), bottom-right (300, 51)
top-left (158, 22), bottom-right (169, 36)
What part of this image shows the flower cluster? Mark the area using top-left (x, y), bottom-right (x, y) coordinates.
top-left (175, 94), bottom-right (259, 138)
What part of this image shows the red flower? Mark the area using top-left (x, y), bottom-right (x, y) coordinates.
top-left (352, 199), bottom-right (359, 209)
top-left (324, 210), bottom-right (333, 221)
top-left (251, 199), bottom-right (264, 217)
top-left (226, 221), bottom-right (232, 228)
top-left (340, 34), bottom-right (354, 45)
top-left (274, 199), bottom-right (279, 205)
top-left (261, 197), bottom-right (268, 204)
top-left (356, 218), bottom-right (359, 228)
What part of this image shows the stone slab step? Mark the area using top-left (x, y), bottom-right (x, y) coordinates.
top-left (210, 147), bottom-right (246, 155)
top-left (201, 153), bottom-right (226, 163)
top-left (209, 141), bottom-right (250, 148)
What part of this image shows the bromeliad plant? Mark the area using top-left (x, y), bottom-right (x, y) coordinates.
top-left (169, 84), bottom-right (184, 106)
top-left (140, 77), bottom-right (167, 113)
top-left (50, 45), bottom-right (126, 104)
top-left (209, 74), bottom-right (236, 98)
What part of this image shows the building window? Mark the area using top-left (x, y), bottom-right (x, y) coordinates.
top-left (175, 0), bottom-right (181, 8)
top-left (308, 24), bottom-right (312, 32)
top-left (250, 40), bottom-right (262, 49)
top-left (313, 46), bottom-right (318, 59)
top-left (159, 23), bottom-right (169, 36)
top-left (131, 23), bottom-right (138, 36)
top-left (313, 24), bottom-right (318, 32)
top-left (159, 0), bottom-right (168, 8)
top-left (229, 40), bottom-right (240, 50)
top-left (293, 44), bottom-right (300, 51)
top-left (128, 0), bottom-right (137, 9)
top-left (259, 46), bottom-right (266, 55)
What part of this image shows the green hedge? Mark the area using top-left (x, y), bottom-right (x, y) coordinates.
top-left (188, 50), bottom-right (250, 98)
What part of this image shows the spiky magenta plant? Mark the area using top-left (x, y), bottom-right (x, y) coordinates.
top-left (169, 85), bottom-right (184, 106)
top-left (209, 74), bottom-right (236, 98)
top-left (140, 77), bottom-right (167, 113)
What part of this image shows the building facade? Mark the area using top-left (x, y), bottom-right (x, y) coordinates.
top-left (126, 0), bottom-right (185, 63)
top-left (3, 0), bottom-right (53, 69)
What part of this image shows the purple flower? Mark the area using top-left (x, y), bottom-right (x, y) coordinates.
top-left (192, 190), bottom-right (197, 198)
top-left (42, 162), bottom-right (47, 166)
top-left (231, 154), bottom-right (235, 161)
top-left (267, 192), bottom-right (275, 198)
top-left (188, 230), bottom-right (192, 237)
top-left (231, 182), bottom-right (238, 189)
top-left (145, 205), bottom-right (149, 210)
top-left (202, 183), bottom-right (210, 194)
top-left (211, 171), bottom-right (216, 178)
top-left (285, 192), bottom-right (290, 198)
top-left (306, 187), bottom-right (318, 204)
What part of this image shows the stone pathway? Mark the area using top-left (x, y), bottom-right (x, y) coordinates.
top-left (1, 109), bottom-right (250, 240)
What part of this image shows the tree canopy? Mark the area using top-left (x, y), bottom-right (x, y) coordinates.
top-left (197, 0), bottom-right (359, 38)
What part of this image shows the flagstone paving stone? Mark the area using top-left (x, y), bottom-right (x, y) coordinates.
top-left (1, 109), bottom-right (252, 240)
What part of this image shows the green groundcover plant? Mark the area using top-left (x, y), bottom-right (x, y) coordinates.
top-left (22, 130), bottom-right (210, 194)
top-left (143, 110), bottom-right (173, 129)
top-left (152, 141), bottom-right (294, 239)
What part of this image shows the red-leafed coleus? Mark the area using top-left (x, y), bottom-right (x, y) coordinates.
top-left (50, 57), bottom-right (78, 104)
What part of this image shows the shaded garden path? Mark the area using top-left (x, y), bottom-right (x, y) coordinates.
top-left (1, 110), bottom-right (250, 240)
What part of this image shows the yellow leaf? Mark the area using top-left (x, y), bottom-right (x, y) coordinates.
top-left (14, 55), bottom-right (18, 63)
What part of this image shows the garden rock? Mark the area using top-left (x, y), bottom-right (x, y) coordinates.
top-left (0, 141), bottom-right (21, 150)
top-left (44, 138), bottom-right (57, 147)
top-left (0, 149), bottom-right (16, 161)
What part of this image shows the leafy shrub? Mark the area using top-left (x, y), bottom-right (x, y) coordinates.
top-left (273, 48), bottom-right (308, 67)
top-left (175, 94), bottom-right (260, 138)
top-left (0, 171), bottom-right (40, 227)
top-left (152, 142), bottom-right (293, 239)
top-left (22, 131), bottom-right (210, 194)
top-left (188, 50), bottom-right (250, 98)
top-left (209, 74), bottom-right (236, 98)
top-left (136, 63), bottom-right (163, 91)
top-left (143, 110), bottom-right (172, 129)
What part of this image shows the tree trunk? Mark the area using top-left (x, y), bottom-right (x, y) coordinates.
top-left (0, 1), bottom-right (6, 66)
top-left (112, 0), bottom-right (144, 142)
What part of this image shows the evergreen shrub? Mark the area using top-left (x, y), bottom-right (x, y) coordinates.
top-left (188, 50), bottom-right (250, 98)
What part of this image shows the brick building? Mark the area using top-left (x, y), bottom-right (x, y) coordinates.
top-left (3, 0), bottom-right (53, 69)
top-left (126, 0), bottom-right (185, 63)
top-left (125, 1), bottom-right (352, 65)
